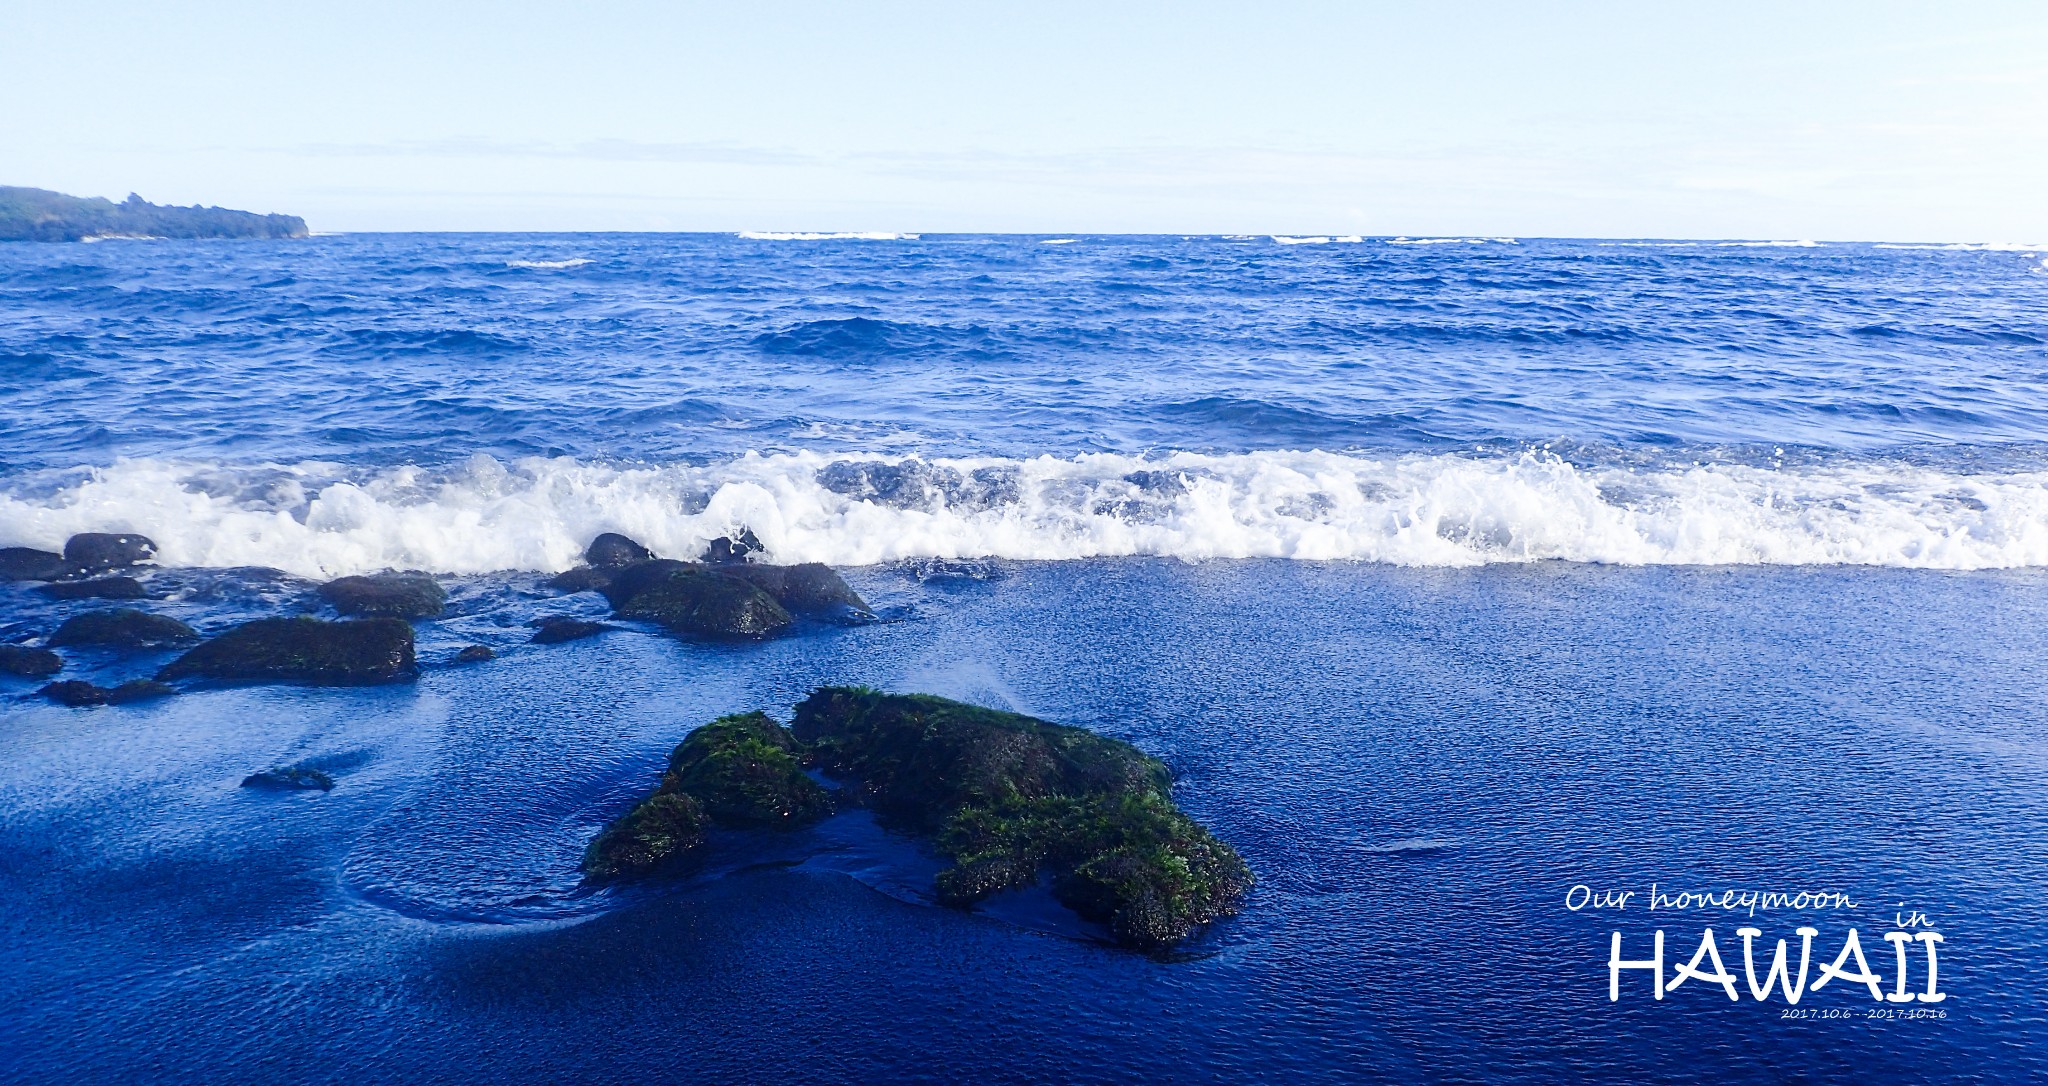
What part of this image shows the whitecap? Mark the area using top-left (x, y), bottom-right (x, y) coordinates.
top-left (504, 257), bottom-right (594, 269)
top-left (7, 449), bottom-right (2048, 577)
top-left (736, 231), bottom-right (920, 241)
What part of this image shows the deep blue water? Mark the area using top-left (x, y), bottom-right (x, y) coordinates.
top-left (2, 234), bottom-right (2046, 1083)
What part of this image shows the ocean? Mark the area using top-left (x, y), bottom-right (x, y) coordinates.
top-left (1, 233), bottom-right (2044, 1083)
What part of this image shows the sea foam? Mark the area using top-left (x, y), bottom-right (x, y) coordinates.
top-left (736, 231), bottom-right (919, 241)
top-left (4, 451), bottom-right (2046, 578)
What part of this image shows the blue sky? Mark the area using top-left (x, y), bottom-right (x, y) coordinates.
top-left (4, 1), bottom-right (2045, 238)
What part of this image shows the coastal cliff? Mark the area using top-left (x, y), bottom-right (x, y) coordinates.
top-left (0, 186), bottom-right (307, 241)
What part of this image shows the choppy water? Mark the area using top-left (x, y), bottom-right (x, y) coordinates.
top-left (2, 234), bottom-right (2046, 1083)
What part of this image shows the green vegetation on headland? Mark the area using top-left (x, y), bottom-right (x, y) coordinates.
top-left (0, 186), bottom-right (307, 242)
top-left (585, 687), bottom-right (1252, 950)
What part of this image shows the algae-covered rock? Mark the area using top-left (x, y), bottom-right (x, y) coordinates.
top-left (0, 644), bottom-right (62, 678)
top-left (582, 711), bottom-right (830, 882)
top-left (530, 616), bottom-right (611, 644)
top-left (47, 608), bottom-right (198, 650)
top-left (602, 560), bottom-right (791, 639)
top-left (242, 765), bottom-right (334, 791)
top-left (659, 711), bottom-right (832, 827)
top-left (723, 563), bottom-right (874, 621)
top-left (156, 616), bottom-right (416, 685)
top-left (317, 571), bottom-right (446, 618)
top-left (585, 532), bottom-right (653, 568)
top-left (0, 547), bottom-right (75, 582)
top-left (37, 576), bottom-right (148, 601)
top-left (452, 644), bottom-right (496, 664)
top-left (582, 792), bottom-right (708, 881)
top-left (792, 687), bottom-right (1250, 949)
top-left (40, 679), bottom-right (176, 707)
top-left (64, 533), bottom-right (156, 572)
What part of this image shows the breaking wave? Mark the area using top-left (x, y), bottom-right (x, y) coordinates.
top-left (4, 450), bottom-right (2047, 578)
top-left (736, 231), bottom-right (919, 241)
top-left (504, 257), bottom-right (594, 269)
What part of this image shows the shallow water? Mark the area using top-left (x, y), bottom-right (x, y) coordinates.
top-left (3, 234), bottom-right (2046, 1082)
top-left (3, 560), bottom-right (2044, 1083)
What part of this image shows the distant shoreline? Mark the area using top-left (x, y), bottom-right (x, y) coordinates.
top-left (0, 186), bottom-right (307, 242)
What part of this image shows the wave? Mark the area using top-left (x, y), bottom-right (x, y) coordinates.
top-left (1040, 238), bottom-right (1078, 245)
top-left (4, 450), bottom-right (2047, 577)
top-left (736, 231), bottom-right (919, 241)
top-left (1271, 236), bottom-right (1363, 245)
top-left (1873, 242), bottom-right (2048, 252)
top-left (504, 257), bottom-right (594, 269)
top-left (1387, 237), bottom-right (1516, 245)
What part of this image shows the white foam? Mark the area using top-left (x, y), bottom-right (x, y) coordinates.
top-left (1386, 237), bottom-right (1517, 245)
top-left (1040, 238), bottom-right (1079, 245)
top-left (5, 451), bottom-right (2048, 578)
top-left (1873, 242), bottom-right (2048, 252)
top-left (736, 231), bottom-right (919, 241)
top-left (1272, 236), bottom-right (1333, 245)
top-left (504, 257), bottom-right (593, 269)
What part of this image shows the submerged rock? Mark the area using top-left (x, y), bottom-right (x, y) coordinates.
top-left (40, 679), bottom-right (176, 707)
top-left (602, 560), bottom-right (792, 639)
top-left (585, 532), bottom-right (653, 568)
top-left (317, 571), bottom-right (446, 618)
top-left (0, 644), bottom-right (63, 678)
top-left (47, 608), bottom-right (198, 650)
top-left (702, 528), bottom-right (763, 564)
top-left (36, 576), bottom-right (148, 601)
top-left (64, 532), bottom-right (156, 572)
top-left (156, 616), bottom-right (416, 685)
top-left (530, 616), bottom-right (611, 644)
top-left (583, 711), bottom-right (830, 881)
top-left (0, 547), bottom-right (76, 582)
top-left (452, 644), bottom-right (496, 664)
top-left (241, 765), bottom-right (335, 791)
top-left (792, 688), bottom-right (1251, 950)
top-left (722, 563), bottom-right (874, 621)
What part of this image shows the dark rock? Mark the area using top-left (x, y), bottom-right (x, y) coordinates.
top-left (452, 644), bottom-right (495, 664)
top-left (529, 616), bottom-right (610, 644)
top-left (241, 765), bottom-right (334, 791)
top-left (548, 567), bottom-right (613, 594)
top-left (702, 528), bottom-right (763, 564)
top-left (47, 609), bottom-right (198, 649)
top-left (0, 643), bottom-right (62, 676)
top-left (156, 616), bottom-right (416, 685)
top-left (792, 687), bottom-right (1251, 950)
top-left (0, 547), bottom-right (75, 582)
top-left (64, 532), bottom-right (157, 571)
top-left (582, 711), bottom-right (830, 882)
top-left (723, 563), bottom-right (873, 620)
top-left (582, 792), bottom-right (707, 881)
top-left (36, 576), bottom-right (148, 601)
top-left (602, 560), bottom-right (791, 639)
top-left (40, 679), bottom-right (176, 707)
top-left (0, 644), bottom-right (62, 678)
top-left (317, 571), bottom-right (445, 618)
top-left (585, 532), bottom-right (653, 568)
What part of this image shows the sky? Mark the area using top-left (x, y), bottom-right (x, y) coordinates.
top-left (4, 1), bottom-right (2046, 239)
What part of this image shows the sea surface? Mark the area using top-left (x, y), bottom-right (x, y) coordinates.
top-left (2, 233), bottom-right (2045, 1083)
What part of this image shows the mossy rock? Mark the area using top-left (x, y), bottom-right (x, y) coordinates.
top-left (548, 567), bottom-right (614, 594)
top-left (583, 792), bottom-right (708, 880)
top-left (242, 765), bottom-right (335, 791)
top-left (660, 711), bottom-right (833, 827)
top-left (0, 644), bottom-right (62, 678)
top-left (582, 712), bottom-right (830, 882)
top-left (602, 560), bottom-right (791, 639)
top-left (585, 532), bottom-right (653, 568)
top-left (156, 616), bottom-right (416, 685)
top-left (530, 616), bottom-right (610, 644)
top-left (793, 688), bottom-right (1250, 950)
top-left (317, 571), bottom-right (446, 618)
top-left (48, 608), bottom-right (198, 650)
